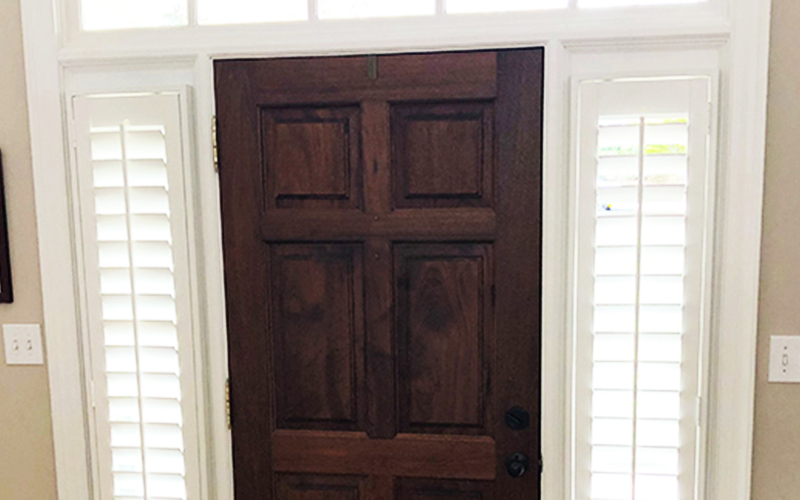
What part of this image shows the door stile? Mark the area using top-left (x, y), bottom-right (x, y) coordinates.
top-left (493, 49), bottom-right (544, 498)
top-left (367, 475), bottom-right (395, 500)
top-left (362, 100), bottom-right (397, 441)
top-left (364, 237), bottom-right (396, 440)
top-left (215, 64), bottom-right (277, 499)
top-left (362, 100), bottom-right (391, 216)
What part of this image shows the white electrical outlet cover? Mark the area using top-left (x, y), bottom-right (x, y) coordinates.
top-left (3, 324), bottom-right (44, 366)
top-left (769, 336), bottom-right (800, 383)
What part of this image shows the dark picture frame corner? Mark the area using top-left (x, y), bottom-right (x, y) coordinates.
top-left (0, 149), bottom-right (14, 303)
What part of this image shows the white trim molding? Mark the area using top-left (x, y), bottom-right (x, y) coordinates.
top-left (570, 74), bottom-right (715, 500)
top-left (704, 0), bottom-right (773, 498)
top-left (20, 1), bottom-right (94, 498)
top-left (19, 0), bottom-right (772, 498)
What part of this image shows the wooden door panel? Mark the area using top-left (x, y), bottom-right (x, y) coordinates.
top-left (272, 433), bottom-right (496, 480)
top-left (225, 52), bottom-right (496, 93)
top-left (396, 478), bottom-right (492, 500)
top-left (270, 244), bottom-right (365, 431)
top-left (395, 244), bottom-right (492, 434)
top-left (392, 102), bottom-right (494, 208)
top-left (262, 106), bottom-right (362, 210)
top-left (254, 85), bottom-right (497, 107)
top-left (216, 49), bottom-right (543, 500)
top-left (260, 209), bottom-right (497, 241)
top-left (276, 474), bottom-right (367, 500)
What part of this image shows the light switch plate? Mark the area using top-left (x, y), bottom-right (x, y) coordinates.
top-left (769, 336), bottom-right (800, 383)
top-left (3, 324), bottom-right (44, 365)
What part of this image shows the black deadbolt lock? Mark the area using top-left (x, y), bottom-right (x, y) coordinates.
top-left (504, 406), bottom-right (530, 431)
top-left (505, 452), bottom-right (530, 478)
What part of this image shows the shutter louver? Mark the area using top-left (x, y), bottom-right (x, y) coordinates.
top-left (590, 116), bottom-right (688, 500)
top-left (575, 78), bottom-right (710, 500)
top-left (75, 93), bottom-right (198, 500)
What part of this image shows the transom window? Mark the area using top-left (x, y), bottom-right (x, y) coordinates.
top-left (80, 0), bottom-right (709, 31)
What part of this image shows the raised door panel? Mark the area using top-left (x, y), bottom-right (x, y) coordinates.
top-left (262, 106), bottom-right (362, 209)
top-left (396, 478), bottom-right (491, 500)
top-left (270, 244), bottom-right (365, 430)
top-left (394, 244), bottom-right (493, 435)
top-left (276, 474), bottom-right (366, 500)
top-left (392, 102), bottom-right (494, 209)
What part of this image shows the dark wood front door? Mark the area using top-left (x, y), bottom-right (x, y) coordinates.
top-left (215, 49), bottom-right (543, 500)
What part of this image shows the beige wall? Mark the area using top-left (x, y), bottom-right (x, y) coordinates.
top-left (0, 0), bottom-right (795, 498)
top-left (751, 0), bottom-right (800, 498)
top-left (0, 0), bottom-right (58, 498)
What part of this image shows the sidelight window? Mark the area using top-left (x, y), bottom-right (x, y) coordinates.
top-left (573, 78), bottom-right (712, 500)
top-left (72, 92), bottom-right (202, 500)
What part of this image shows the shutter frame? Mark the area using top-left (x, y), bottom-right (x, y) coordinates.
top-left (73, 92), bottom-right (202, 500)
top-left (574, 78), bottom-right (711, 500)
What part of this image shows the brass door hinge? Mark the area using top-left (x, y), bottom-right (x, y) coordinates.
top-left (212, 115), bottom-right (219, 173)
top-left (225, 377), bottom-right (231, 430)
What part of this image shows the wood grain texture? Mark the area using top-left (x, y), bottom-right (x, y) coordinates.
top-left (252, 83), bottom-right (497, 107)
top-left (216, 48), bottom-right (543, 500)
top-left (362, 101), bottom-right (391, 215)
top-left (262, 106), bottom-right (361, 209)
top-left (219, 52), bottom-right (496, 93)
top-left (260, 209), bottom-right (496, 241)
top-left (491, 49), bottom-right (544, 499)
top-left (395, 244), bottom-right (492, 434)
top-left (364, 238), bottom-right (396, 439)
top-left (270, 244), bottom-right (365, 430)
top-left (366, 476), bottom-right (395, 500)
top-left (392, 102), bottom-right (493, 208)
top-left (276, 474), bottom-right (367, 500)
top-left (216, 60), bottom-right (276, 497)
top-left (272, 432), bottom-right (496, 480)
top-left (396, 478), bottom-right (491, 500)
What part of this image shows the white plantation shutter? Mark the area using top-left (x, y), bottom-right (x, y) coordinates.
top-left (73, 93), bottom-right (201, 500)
top-left (575, 79), bottom-right (711, 500)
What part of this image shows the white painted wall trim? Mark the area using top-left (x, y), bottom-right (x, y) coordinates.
top-left (704, 0), bottom-right (772, 498)
top-left (541, 37), bottom-right (571, 500)
top-left (19, 0), bottom-right (772, 498)
top-left (19, 1), bottom-right (94, 498)
top-left (191, 53), bottom-right (235, 500)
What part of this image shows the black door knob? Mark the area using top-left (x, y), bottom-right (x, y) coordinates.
top-left (505, 452), bottom-right (530, 478)
top-left (504, 406), bottom-right (530, 430)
